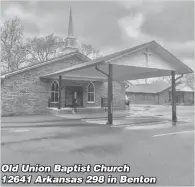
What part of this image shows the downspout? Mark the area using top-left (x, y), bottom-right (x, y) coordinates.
top-left (175, 74), bottom-right (184, 82)
top-left (124, 80), bottom-right (133, 89)
top-left (95, 66), bottom-right (108, 77)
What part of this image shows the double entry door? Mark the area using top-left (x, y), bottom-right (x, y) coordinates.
top-left (65, 86), bottom-right (83, 107)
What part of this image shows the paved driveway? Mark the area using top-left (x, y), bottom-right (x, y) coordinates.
top-left (1, 105), bottom-right (194, 186)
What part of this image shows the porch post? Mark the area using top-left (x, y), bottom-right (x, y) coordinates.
top-left (107, 64), bottom-right (113, 125)
top-left (58, 75), bottom-right (62, 109)
top-left (171, 71), bottom-right (177, 122)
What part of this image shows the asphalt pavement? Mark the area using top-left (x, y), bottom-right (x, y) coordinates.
top-left (1, 105), bottom-right (194, 186)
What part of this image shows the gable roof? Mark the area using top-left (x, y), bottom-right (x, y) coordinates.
top-left (2, 40), bottom-right (193, 80)
top-left (1, 51), bottom-right (90, 79)
top-left (41, 40), bottom-right (193, 80)
top-left (173, 83), bottom-right (194, 92)
top-left (126, 81), bottom-right (170, 94)
top-left (126, 81), bottom-right (194, 94)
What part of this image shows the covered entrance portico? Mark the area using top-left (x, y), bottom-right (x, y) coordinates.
top-left (44, 75), bottom-right (107, 111)
top-left (41, 41), bottom-right (193, 124)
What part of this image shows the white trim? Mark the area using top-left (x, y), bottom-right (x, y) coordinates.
top-left (87, 82), bottom-right (95, 103)
top-left (50, 80), bottom-right (59, 103)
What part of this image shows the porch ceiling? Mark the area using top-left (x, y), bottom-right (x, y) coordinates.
top-left (41, 41), bottom-right (193, 81)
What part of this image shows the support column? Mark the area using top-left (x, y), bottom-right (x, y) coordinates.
top-left (58, 75), bottom-right (62, 109)
top-left (171, 71), bottom-right (177, 122)
top-left (107, 64), bottom-right (113, 125)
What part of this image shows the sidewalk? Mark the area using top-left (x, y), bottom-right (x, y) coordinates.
top-left (56, 110), bottom-right (131, 119)
top-left (1, 110), bottom-right (131, 124)
top-left (1, 114), bottom-right (72, 124)
top-left (0, 105), bottom-right (173, 125)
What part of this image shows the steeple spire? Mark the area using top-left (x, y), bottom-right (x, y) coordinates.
top-left (68, 7), bottom-right (74, 37)
top-left (63, 6), bottom-right (78, 54)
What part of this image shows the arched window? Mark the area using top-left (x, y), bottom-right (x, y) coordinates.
top-left (87, 82), bottom-right (95, 103)
top-left (51, 80), bottom-right (59, 103)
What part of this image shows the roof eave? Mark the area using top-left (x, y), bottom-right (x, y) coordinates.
top-left (1, 51), bottom-right (89, 79)
top-left (40, 60), bottom-right (105, 78)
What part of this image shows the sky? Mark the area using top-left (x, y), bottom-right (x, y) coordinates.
top-left (1, 0), bottom-right (194, 70)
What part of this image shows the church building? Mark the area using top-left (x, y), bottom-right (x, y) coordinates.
top-left (1, 8), bottom-right (125, 116)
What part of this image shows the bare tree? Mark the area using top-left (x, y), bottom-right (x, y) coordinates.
top-left (1, 17), bottom-right (27, 73)
top-left (182, 73), bottom-right (194, 88)
top-left (79, 43), bottom-right (102, 59)
top-left (25, 34), bottom-right (64, 64)
top-left (158, 76), bottom-right (172, 84)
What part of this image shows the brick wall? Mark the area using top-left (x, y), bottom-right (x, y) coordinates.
top-left (126, 89), bottom-right (194, 105)
top-left (184, 92), bottom-right (194, 104)
top-left (1, 56), bottom-right (84, 116)
top-left (127, 92), bottom-right (159, 104)
top-left (127, 90), bottom-right (170, 105)
top-left (159, 90), bottom-right (169, 104)
top-left (2, 56), bottom-right (126, 116)
top-left (98, 81), bottom-right (126, 109)
top-left (69, 81), bottom-right (125, 109)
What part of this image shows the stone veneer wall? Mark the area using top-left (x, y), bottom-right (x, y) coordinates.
top-left (1, 56), bottom-right (84, 116)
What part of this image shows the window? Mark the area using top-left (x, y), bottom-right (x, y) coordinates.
top-left (87, 82), bottom-right (95, 103)
top-left (51, 81), bottom-right (59, 103)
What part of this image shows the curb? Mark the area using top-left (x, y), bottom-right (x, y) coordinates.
top-left (1, 118), bottom-right (78, 124)
top-left (1, 119), bottom-right (171, 129)
top-left (1, 123), bottom-right (103, 129)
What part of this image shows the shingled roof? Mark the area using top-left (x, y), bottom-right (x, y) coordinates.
top-left (126, 81), bottom-right (170, 94)
top-left (125, 81), bottom-right (193, 94)
top-left (1, 51), bottom-right (90, 78)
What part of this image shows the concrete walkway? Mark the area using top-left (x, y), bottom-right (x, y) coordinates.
top-left (1, 115), bottom-right (71, 124)
top-left (1, 105), bottom-right (193, 128)
top-left (1, 110), bottom-right (131, 124)
top-left (55, 110), bottom-right (131, 119)
top-left (1, 105), bottom-right (165, 124)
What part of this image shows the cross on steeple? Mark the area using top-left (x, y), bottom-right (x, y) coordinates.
top-left (143, 48), bottom-right (151, 67)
